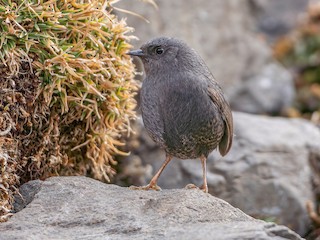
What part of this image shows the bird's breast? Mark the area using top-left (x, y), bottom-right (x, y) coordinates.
top-left (140, 76), bottom-right (224, 159)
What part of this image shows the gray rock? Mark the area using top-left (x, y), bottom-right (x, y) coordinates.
top-left (0, 176), bottom-right (302, 240)
top-left (230, 63), bottom-right (295, 114)
top-left (13, 179), bottom-right (42, 212)
top-left (250, 0), bottom-right (308, 41)
top-left (120, 112), bottom-right (320, 236)
top-left (116, 0), bottom-right (295, 114)
top-left (187, 112), bottom-right (319, 236)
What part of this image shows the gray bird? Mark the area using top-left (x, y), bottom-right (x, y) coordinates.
top-left (128, 37), bottom-right (233, 193)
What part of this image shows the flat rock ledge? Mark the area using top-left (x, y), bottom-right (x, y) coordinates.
top-left (0, 176), bottom-right (302, 240)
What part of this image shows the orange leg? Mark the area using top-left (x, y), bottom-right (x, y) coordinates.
top-left (184, 155), bottom-right (208, 193)
top-left (130, 155), bottom-right (172, 191)
top-left (200, 155), bottom-right (208, 193)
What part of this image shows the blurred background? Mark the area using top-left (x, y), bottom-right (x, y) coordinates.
top-left (113, 0), bottom-right (320, 239)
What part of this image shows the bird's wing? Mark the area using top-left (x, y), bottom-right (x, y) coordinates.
top-left (207, 85), bottom-right (233, 156)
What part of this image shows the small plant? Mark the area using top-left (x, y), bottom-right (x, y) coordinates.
top-left (0, 0), bottom-right (137, 221)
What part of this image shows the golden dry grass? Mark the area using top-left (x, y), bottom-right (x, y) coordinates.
top-left (0, 0), bottom-right (138, 221)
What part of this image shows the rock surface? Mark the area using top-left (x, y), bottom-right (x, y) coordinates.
top-left (251, 0), bottom-right (308, 42)
top-left (119, 112), bottom-right (320, 236)
top-left (230, 63), bottom-right (295, 114)
top-left (0, 176), bottom-right (302, 240)
top-left (116, 0), bottom-right (295, 114)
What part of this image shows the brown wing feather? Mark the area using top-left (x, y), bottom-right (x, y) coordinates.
top-left (208, 87), bottom-right (233, 156)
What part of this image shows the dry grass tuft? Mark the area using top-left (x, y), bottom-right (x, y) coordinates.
top-left (0, 0), bottom-right (138, 221)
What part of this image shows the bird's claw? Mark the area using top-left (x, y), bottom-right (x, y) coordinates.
top-left (184, 183), bottom-right (199, 190)
top-left (184, 183), bottom-right (208, 193)
top-left (129, 183), bottom-right (162, 191)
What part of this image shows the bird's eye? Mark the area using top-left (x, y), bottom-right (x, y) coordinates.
top-left (155, 47), bottom-right (164, 55)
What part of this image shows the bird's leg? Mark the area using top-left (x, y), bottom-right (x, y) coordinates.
top-left (147, 155), bottom-right (172, 189)
top-left (184, 155), bottom-right (208, 193)
top-left (200, 155), bottom-right (208, 193)
top-left (130, 155), bottom-right (172, 191)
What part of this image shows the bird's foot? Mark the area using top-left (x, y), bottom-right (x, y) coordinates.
top-left (129, 183), bottom-right (162, 191)
top-left (200, 185), bottom-right (208, 193)
top-left (184, 183), bottom-right (208, 193)
top-left (184, 183), bottom-right (199, 190)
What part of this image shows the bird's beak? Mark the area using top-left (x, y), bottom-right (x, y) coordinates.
top-left (126, 49), bottom-right (144, 57)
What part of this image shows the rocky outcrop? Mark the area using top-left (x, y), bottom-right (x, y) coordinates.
top-left (119, 112), bottom-right (320, 236)
top-left (251, 0), bottom-right (308, 41)
top-left (116, 0), bottom-right (296, 114)
top-left (0, 176), bottom-right (302, 240)
top-left (229, 63), bottom-right (294, 114)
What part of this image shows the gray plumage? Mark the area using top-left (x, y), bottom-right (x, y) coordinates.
top-left (128, 37), bottom-right (233, 193)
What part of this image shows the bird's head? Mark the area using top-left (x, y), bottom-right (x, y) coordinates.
top-left (127, 37), bottom-right (187, 73)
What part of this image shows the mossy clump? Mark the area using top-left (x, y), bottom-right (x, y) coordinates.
top-left (274, 3), bottom-right (320, 124)
top-left (0, 0), bottom-right (137, 221)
